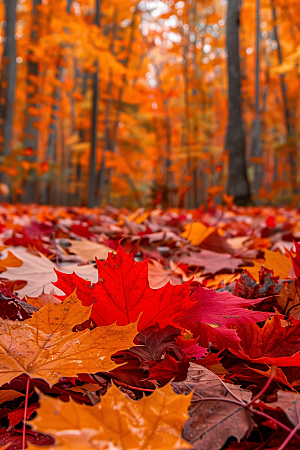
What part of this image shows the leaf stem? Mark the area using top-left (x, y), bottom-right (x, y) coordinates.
top-left (22, 375), bottom-right (30, 450)
top-left (113, 379), bottom-right (155, 392)
top-left (246, 366), bottom-right (277, 408)
top-left (189, 395), bottom-right (300, 442)
top-left (277, 420), bottom-right (300, 450)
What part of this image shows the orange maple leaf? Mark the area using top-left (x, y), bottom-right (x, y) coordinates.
top-left (0, 291), bottom-right (138, 386)
top-left (28, 384), bottom-right (192, 450)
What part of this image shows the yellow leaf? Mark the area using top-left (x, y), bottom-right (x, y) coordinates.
top-left (264, 249), bottom-right (292, 279)
top-left (241, 261), bottom-right (262, 282)
top-left (29, 384), bottom-right (192, 450)
top-left (181, 222), bottom-right (215, 246)
top-left (0, 291), bottom-right (138, 386)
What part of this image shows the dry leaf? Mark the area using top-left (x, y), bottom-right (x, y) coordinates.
top-left (67, 239), bottom-right (112, 261)
top-left (269, 390), bottom-right (300, 427)
top-left (172, 363), bottom-right (254, 450)
top-left (277, 280), bottom-right (300, 319)
top-left (1, 246), bottom-right (97, 297)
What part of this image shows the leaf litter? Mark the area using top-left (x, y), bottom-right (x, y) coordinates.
top-left (0, 204), bottom-right (300, 449)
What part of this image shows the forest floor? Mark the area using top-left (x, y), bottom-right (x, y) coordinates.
top-left (0, 203), bottom-right (300, 450)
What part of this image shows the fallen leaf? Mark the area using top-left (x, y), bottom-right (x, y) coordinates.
top-left (54, 245), bottom-right (193, 331)
top-left (177, 286), bottom-right (272, 347)
top-left (0, 291), bottom-right (138, 386)
top-left (1, 246), bottom-right (98, 297)
top-left (0, 390), bottom-right (25, 404)
top-left (177, 249), bottom-right (244, 275)
top-left (277, 280), bottom-right (300, 319)
top-left (0, 251), bottom-right (23, 273)
top-left (172, 363), bottom-right (254, 450)
top-left (263, 249), bottom-right (292, 279)
top-left (268, 390), bottom-right (300, 427)
top-left (0, 284), bottom-right (38, 320)
top-left (147, 354), bottom-right (190, 385)
top-left (231, 315), bottom-right (300, 366)
top-left (25, 292), bottom-right (60, 309)
top-left (67, 238), bottom-right (112, 261)
top-left (29, 384), bottom-right (192, 449)
top-left (181, 222), bottom-right (215, 246)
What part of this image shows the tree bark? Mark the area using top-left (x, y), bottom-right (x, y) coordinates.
top-left (21, 0), bottom-right (42, 203)
top-left (249, 0), bottom-right (263, 196)
top-left (0, 0), bottom-right (17, 199)
top-left (225, 0), bottom-right (251, 204)
top-left (66, 0), bottom-right (73, 14)
top-left (88, 0), bottom-right (101, 208)
top-left (0, 0), bottom-right (17, 158)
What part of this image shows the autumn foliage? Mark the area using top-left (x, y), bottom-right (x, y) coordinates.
top-left (1, 0), bottom-right (300, 206)
top-left (0, 203), bottom-right (299, 449)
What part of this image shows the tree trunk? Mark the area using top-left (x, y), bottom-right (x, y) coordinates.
top-left (225, 0), bottom-right (251, 204)
top-left (88, 0), bottom-right (101, 208)
top-left (0, 0), bottom-right (17, 199)
top-left (249, 0), bottom-right (263, 197)
top-left (66, 0), bottom-right (72, 13)
top-left (22, 0), bottom-right (42, 203)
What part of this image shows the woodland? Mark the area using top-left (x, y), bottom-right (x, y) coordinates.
top-left (1, 1), bottom-right (300, 450)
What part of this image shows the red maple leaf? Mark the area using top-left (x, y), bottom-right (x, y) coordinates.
top-left (53, 245), bottom-right (193, 331)
top-left (108, 324), bottom-right (189, 394)
top-left (230, 314), bottom-right (300, 366)
top-left (176, 286), bottom-right (273, 349)
top-left (147, 353), bottom-right (190, 385)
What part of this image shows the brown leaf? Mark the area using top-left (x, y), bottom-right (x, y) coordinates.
top-left (172, 363), bottom-right (254, 450)
top-left (67, 238), bottom-right (112, 261)
top-left (268, 390), bottom-right (300, 427)
top-left (277, 280), bottom-right (300, 319)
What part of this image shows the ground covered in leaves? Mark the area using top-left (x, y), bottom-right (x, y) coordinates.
top-left (0, 203), bottom-right (300, 450)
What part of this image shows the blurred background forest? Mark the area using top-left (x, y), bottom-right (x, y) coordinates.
top-left (0, 0), bottom-right (300, 209)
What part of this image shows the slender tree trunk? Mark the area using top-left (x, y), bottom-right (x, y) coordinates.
top-left (272, 3), bottom-right (290, 135)
top-left (97, 70), bottom-right (113, 205)
top-left (88, 0), bottom-right (101, 208)
top-left (182, 32), bottom-right (191, 209)
top-left (66, 0), bottom-right (72, 14)
top-left (249, 0), bottom-right (263, 196)
top-left (225, 0), bottom-right (251, 204)
top-left (271, 1), bottom-right (296, 194)
top-left (101, 9), bottom-right (142, 207)
top-left (22, 0), bottom-right (42, 203)
top-left (0, 0), bottom-right (17, 157)
top-left (24, 0), bottom-right (41, 151)
top-left (109, 9), bottom-right (138, 154)
top-left (0, 0), bottom-right (17, 199)
top-left (97, 9), bottom-right (118, 205)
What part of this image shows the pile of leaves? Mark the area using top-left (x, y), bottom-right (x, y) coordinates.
top-left (1, 203), bottom-right (300, 449)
